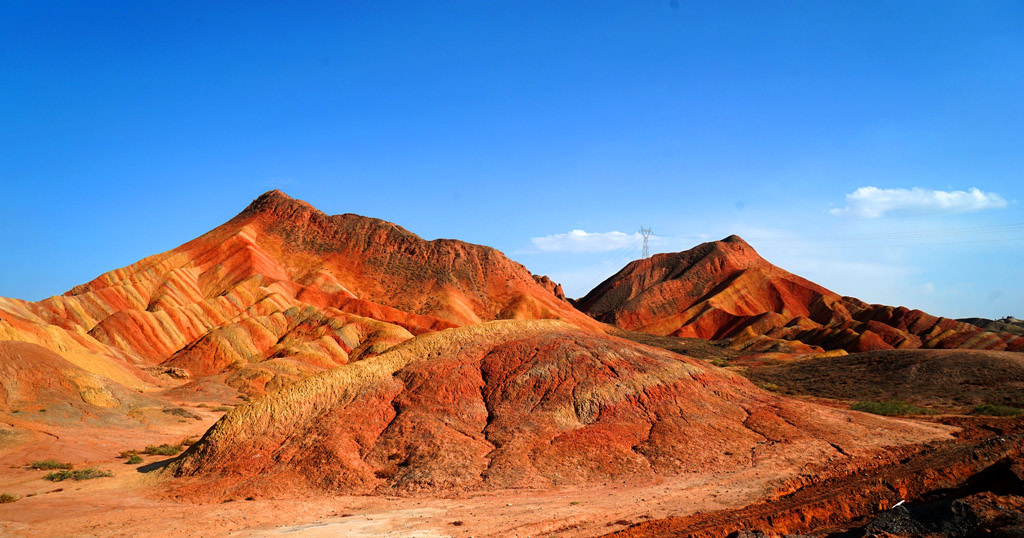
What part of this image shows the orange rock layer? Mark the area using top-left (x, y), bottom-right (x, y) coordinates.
top-left (577, 235), bottom-right (1024, 354)
top-left (0, 190), bottom-right (590, 400)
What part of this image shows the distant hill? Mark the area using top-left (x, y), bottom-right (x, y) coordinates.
top-left (576, 235), bottom-right (1024, 354)
top-left (959, 316), bottom-right (1024, 337)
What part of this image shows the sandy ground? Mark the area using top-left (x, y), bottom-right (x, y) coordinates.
top-left (0, 468), bottom-right (790, 538)
top-left (0, 406), bottom-right (812, 538)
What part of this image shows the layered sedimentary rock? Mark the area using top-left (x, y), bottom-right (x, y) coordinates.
top-left (0, 190), bottom-right (590, 394)
top-left (577, 235), bottom-right (1024, 353)
top-left (0, 340), bottom-right (160, 423)
top-left (169, 320), bottom-right (950, 497)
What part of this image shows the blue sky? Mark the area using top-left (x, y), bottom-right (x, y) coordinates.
top-left (1, 1), bottom-right (1021, 319)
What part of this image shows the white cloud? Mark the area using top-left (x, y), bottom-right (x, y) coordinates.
top-left (830, 186), bottom-right (1008, 218)
top-left (530, 229), bottom-right (642, 252)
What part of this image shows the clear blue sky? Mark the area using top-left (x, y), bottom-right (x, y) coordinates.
top-left (2, 1), bottom-right (1022, 319)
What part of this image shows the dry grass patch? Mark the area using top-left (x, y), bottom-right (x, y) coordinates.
top-left (143, 444), bottom-right (182, 456)
top-left (29, 460), bottom-right (72, 470)
top-left (44, 468), bottom-right (113, 482)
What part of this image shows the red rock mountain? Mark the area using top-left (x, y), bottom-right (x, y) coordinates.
top-left (0, 190), bottom-right (595, 399)
top-left (577, 235), bottom-right (1024, 353)
top-left (169, 320), bottom-right (949, 498)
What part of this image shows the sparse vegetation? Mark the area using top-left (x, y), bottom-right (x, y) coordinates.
top-left (162, 407), bottom-right (201, 420)
top-left (0, 493), bottom-right (18, 503)
top-left (180, 435), bottom-right (199, 446)
top-left (212, 406), bottom-right (232, 412)
top-left (971, 404), bottom-right (1024, 417)
top-left (851, 401), bottom-right (935, 416)
top-left (43, 468), bottom-right (113, 482)
top-left (118, 450), bottom-right (139, 459)
top-left (30, 460), bottom-right (73, 470)
top-left (126, 455), bottom-right (143, 464)
top-left (756, 382), bottom-right (782, 393)
top-left (143, 444), bottom-right (182, 456)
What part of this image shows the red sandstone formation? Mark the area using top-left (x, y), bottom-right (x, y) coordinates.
top-left (169, 320), bottom-right (950, 498)
top-left (577, 235), bottom-right (1024, 353)
top-left (0, 190), bottom-right (592, 396)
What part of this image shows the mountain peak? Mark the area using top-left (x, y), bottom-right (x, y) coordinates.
top-left (241, 189), bottom-right (316, 217)
top-left (578, 233), bottom-right (1024, 353)
top-left (184, 189), bottom-right (602, 330)
top-left (232, 190), bottom-right (331, 235)
top-left (259, 188), bottom-right (291, 201)
top-left (708, 234), bottom-right (761, 264)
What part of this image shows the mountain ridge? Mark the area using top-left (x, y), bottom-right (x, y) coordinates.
top-left (578, 235), bottom-right (1024, 353)
top-left (0, 190), bottom-right (597, 402)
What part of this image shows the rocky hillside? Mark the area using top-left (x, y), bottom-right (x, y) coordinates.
top-left (0, 190), bottom-right (593, 398)
top-left (577, 236), bottom-right (1024, 354)
top-left (169, 320), bottom-right (950, 498)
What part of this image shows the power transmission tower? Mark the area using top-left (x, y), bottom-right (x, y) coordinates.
top-left (639, 226), bottom-right (652, 259)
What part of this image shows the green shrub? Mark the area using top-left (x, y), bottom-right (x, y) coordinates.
top-left (180, 436), bottom-right (199, 447)
top-left (163, 407), bottom-right (201, 420)
top-left (143, 444), bottom-right (182, 456)
top-left (972, 404), bottom-right (1024, 417)
top-left (126, 455), bottom-right (143, 464)
top-left (0, 493), bottom-right (18, 503)
top-left (30, 460), bottom-right (73, 470)
top-left (851, 401), bottom-right (934, 416)
top-left (44, 468), bottom-right (112, 482)
top-left (117, 450), bottom-right (139, 459)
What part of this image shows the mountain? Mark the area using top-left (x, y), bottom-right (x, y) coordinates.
top-left (168, 320), bottom-right (950, 498)
top-left (0, 190), bottom-right (596, 397)
top-left (959, 316), bottom-right (1024, 337)
top-left (576, 235), bottom-right (1024, 353)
